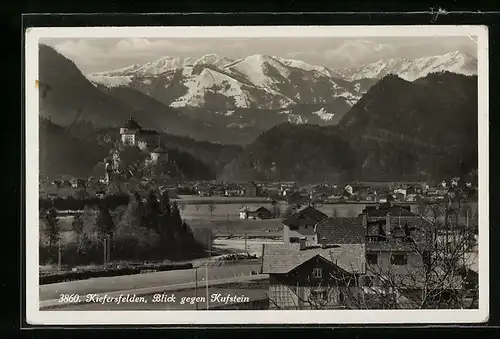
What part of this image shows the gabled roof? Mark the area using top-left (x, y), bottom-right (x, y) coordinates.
top-left (282, 206), bottom-right (328, 226)
top-left (261, 243), bottom-right (365, 275)
top-left (314, 217), bottom-right (366, 244)
top-left (123, 117), bottom-right (142, 129)
top-left (363, 204), bottom-right (415, 217)
top-left (245, 181), bottom-right (258, 188)
top-left (238, 205), bottom-right (270, 213)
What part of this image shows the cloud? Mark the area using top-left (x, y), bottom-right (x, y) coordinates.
top-left (53, 39), bottom-right (104, 61)
top-left (49, 38), bottom-right (208, 72)
top-left (323, 40), bottom-right (396, 65)
top-left (113, 38), bottom-right (201, 56)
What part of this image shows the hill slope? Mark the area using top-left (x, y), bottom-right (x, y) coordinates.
top-left (38, 44), bottom-right (245, 145)
top-left (220, 72), bottom-right (478, 183)
top-left (40, 118), bottom-right (243, 179)
top-left (339, 72), bottom-right (478, 181)
top-left (218, 123), bottom-right (357, 183)
top-left (39, 117), bottom-right (109, 177)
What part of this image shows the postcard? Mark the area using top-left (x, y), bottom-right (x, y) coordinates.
top-left (25, 25), bottom-right (489, 325)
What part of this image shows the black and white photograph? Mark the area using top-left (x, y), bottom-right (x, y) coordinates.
top-left (25, 25), bottom-right (489, 325)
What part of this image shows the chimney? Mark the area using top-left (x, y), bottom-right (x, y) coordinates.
top-left (385, 213), bottom-right (391, 240)
top-left (299, 237), bottom-right (307, 250)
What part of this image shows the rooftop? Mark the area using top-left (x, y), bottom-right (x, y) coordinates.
top-left (282, 206), bottom-right (328, 227)
top-left (314, 217), bottom-right (366, 244)
top-left (261, 243), bottom-right (366, 275)
top-left (362, 204), bottom-right (416, 217)
top-left (122, 117), bottom-right (142, 130)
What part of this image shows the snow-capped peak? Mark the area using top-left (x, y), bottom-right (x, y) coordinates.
top-left (274, 56), bottom-right (332, 77)
top-left (333, 50), bottom-right (477, 82)
top-left (194, 54), bottom-right (235, 69)
top-left (226, 54), bottom-right (291, 88)
top-left (194, 53), bottom-right (220, 66)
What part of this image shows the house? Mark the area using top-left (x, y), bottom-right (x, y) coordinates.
top-left (197, 187), bottom-right (212, 197)
top-left (120, 117), bottom-right (160, 151)
top-left (262, 242), bottom-right (366, 310)
top-left (313, 217), bottom-right (366, 245)
top-left (357, 205), bottom-right (469, 308)
top-left (285, 191), bottom-right (310, 206)
top-left (244, 181), bottom-right (261, 197)
top-left (239, 206), bottom-right (272, 220)
top-left (282, 206), bottom-right (328, 244)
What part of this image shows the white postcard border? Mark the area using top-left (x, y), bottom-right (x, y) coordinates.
top-left (25, 25), bottom-right (489, 325)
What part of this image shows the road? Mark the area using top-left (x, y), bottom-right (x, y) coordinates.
top-left (40, 263), bottom-right (262, 301)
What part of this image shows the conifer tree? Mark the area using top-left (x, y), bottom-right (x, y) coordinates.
top-left (72, 214), bottom-right (84, 244)
top-left (144, 190), bottom-right (161, 232)
top-left (44, 207), bottom-right (60, 247)
top-left (95, 200), bottom-right (115, 238)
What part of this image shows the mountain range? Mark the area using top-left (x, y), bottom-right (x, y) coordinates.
top-left (87, 53), bottom-right (375, 134)
top-left (39, 44), bottom-right (479, 182)
top-left (333, 51), bottom-right (477, 81)
top-left (220, 72), bottom-right (478, 183)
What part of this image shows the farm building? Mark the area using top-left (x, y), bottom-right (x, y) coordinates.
top-left (238, 206), bottom-right (272, 220)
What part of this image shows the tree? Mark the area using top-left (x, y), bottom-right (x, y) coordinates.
top-left (71, 214), bottom-right (84, 244)
top-left (268, 194), bottom-right (478, 310)
top-left (144, 190), bottom-right (161, 232)
top-left (170, 201), bottom-right (183, 229)
top-left (43, 207), bottom-right (60, 247)
top-left (95, 201), bottom-right (115, 239)
top-left (208, 203), bottom-right (216, 216)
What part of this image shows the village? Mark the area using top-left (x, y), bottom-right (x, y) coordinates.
top-left (38, 118), bottom-right (479, 311)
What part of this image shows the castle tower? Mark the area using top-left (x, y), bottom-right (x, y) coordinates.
top-left (151, 146), bottom-right (168, 163)
top-left (120, 117), bottom-right (142, 146)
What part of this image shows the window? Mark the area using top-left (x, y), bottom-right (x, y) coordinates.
top-left (366, 253), bottom-right (378, 265)
top-left (312, 267), bottom-right (323, 279)
top-left (310, 289), bottom-right (327, 300)
top-left (289, 237), bottom-right (299, 243)
top-left (390, 253), bottom-right (408, 265)
top-left (367, 236), bottom-right (378, 243)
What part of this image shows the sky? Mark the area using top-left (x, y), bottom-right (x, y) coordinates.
top-left (40, 36), bottom-right (478, 74)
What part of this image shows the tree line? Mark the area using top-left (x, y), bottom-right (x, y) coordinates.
top-left (39, 193), bottom-right (130, 212)
top-left (40, 190), bottom-right (209, 267)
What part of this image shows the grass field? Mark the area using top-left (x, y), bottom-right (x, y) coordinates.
top-left (178, 202), bottom-right (369, 221)
top-left (187, 219), bottom-right (282, 236)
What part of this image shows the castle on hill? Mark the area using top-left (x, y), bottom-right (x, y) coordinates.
top-left (120, 117), bottom-right (161, 151)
